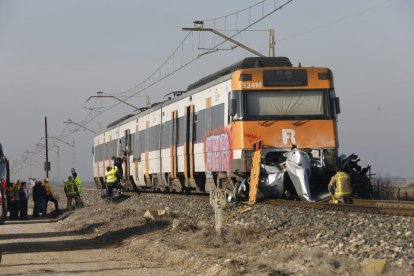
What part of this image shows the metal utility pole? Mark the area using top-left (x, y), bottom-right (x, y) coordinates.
top-left (44, 117), bottom-right (49, 178)
top-left (182, 21), bottom-right (265, 58)
top-left (268, 28), bottom-right (275, 57)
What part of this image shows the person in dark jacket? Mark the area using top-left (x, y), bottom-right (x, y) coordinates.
top-left (18, 182), bottom-right (29, 220)
top-left (9, 181), bottom-right (20, 220)
top-left (111, 156), bottom-right (124, 182)
top-left (32, 180), bottom-right (47, 217)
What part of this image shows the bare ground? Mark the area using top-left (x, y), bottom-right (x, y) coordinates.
top-left (0, 188), bottom-right (410, 275)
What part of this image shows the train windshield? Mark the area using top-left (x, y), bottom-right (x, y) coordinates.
top-left (245, 90), bottom-right (327, 118)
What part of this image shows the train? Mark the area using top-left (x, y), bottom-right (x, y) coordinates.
top-left (93, 57), bottom-right (342, 201)
top-left (0, 143), bottom-right (10, 224)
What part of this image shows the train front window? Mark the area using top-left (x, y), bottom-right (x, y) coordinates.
top-left (245, 90), bottom-right (326, 118)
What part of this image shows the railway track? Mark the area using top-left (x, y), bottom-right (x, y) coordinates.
top-left (118, 189), bottom-right (414, 217)
top-left (265, 198), bottom-right (414, 217)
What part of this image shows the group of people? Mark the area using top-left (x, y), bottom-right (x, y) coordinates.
top-left (8, 169), bottom-right (85, 220)
top-left (8, 178), bottom-right (60, 219)
top-left (7, 180), bottom-right (29, 220)
top-left (32, 178), bottom-right (60, 217)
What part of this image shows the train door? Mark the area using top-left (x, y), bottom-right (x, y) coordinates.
top-left (134, 124), bottom-right (139, 184)
top-left (124, 129), bottom-right (131, 179)
top-left (184, 105), bottom-right (195, 183)
top-left (103, 137), bottom-right (108, 184)
top-left (170, 111), bottom-right (178, 179)
top-left (145, 121), bottom-right (150, 185)
top-left (123, 128), bottom-right (137, 191)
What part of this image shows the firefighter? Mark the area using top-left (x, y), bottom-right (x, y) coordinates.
top-left (44, 178), bottom-right (60, 214)
top-left (64, 176), bottom-right (82, 209)
top-left (328, 168), bottom-right (353, 204)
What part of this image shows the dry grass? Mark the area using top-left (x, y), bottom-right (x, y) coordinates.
top-left (225, 225), bottom-right (258, 245)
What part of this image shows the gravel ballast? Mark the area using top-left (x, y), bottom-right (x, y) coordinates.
top-left (54, 188), bottom-right (414, 275)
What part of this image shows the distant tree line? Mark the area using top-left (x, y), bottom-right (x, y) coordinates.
top-left (372, 176), bottom-right (414, 201)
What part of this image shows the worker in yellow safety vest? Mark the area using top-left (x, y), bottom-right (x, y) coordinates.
top-left (9, 181), bottom-right (20, 219)
top-left (328, 169), bottom-right (353, 204)
top-left (64, 176), bottom-right (83, 209)
top-left (44, 178), bottom-right (60, 214)
top-left (71, 171), bottom-right (84, 206)
top-left (105, 166), bottom-right (122, 198)
top-left (72, 171), bottom-right (83, 196)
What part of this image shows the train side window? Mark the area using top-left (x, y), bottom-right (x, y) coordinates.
top-left (193, 112), bottom-right (197, 142)
top-left (195, 110), bottom-right (205, 142)
top-left (229, 91), bottom-right (242, 120)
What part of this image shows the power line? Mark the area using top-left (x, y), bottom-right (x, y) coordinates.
top-left (79, 0), bottom-right (295, 130)
top-left (277, 0), bottom-right (395, 43)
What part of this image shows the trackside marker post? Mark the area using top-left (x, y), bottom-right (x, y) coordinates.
top-left (210, 188), bottom-right (227, 232)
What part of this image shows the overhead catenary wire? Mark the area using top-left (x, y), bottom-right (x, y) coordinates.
top-left (277, 0), bottom-right (395, 43)
top-left (77, 0), bottom-right (295, 131)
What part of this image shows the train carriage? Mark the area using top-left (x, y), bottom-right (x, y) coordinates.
top-left (93, 57), bottom-right (340, 200)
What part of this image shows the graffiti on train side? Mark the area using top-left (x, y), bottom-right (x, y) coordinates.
top-left (245, 133), bottom-right (262, 144)
top-left (205, 132), bottom-right (231, 173)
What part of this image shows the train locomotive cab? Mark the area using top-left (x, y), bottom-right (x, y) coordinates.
top-left (226, 59), bottom-right (341, 201)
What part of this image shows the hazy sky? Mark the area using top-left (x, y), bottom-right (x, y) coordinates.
top-left (0, 0), bottom-right (413, 181)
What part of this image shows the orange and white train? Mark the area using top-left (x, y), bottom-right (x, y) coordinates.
top-left (93, 57), bottom-right (341, 200)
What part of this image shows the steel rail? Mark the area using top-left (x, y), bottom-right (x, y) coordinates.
top-left (116, 189), bottom-right (414, 217)
top-left (352, 199), bottom-right (414, 210)
top-left (265, 199), bottom-right (414, 217)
